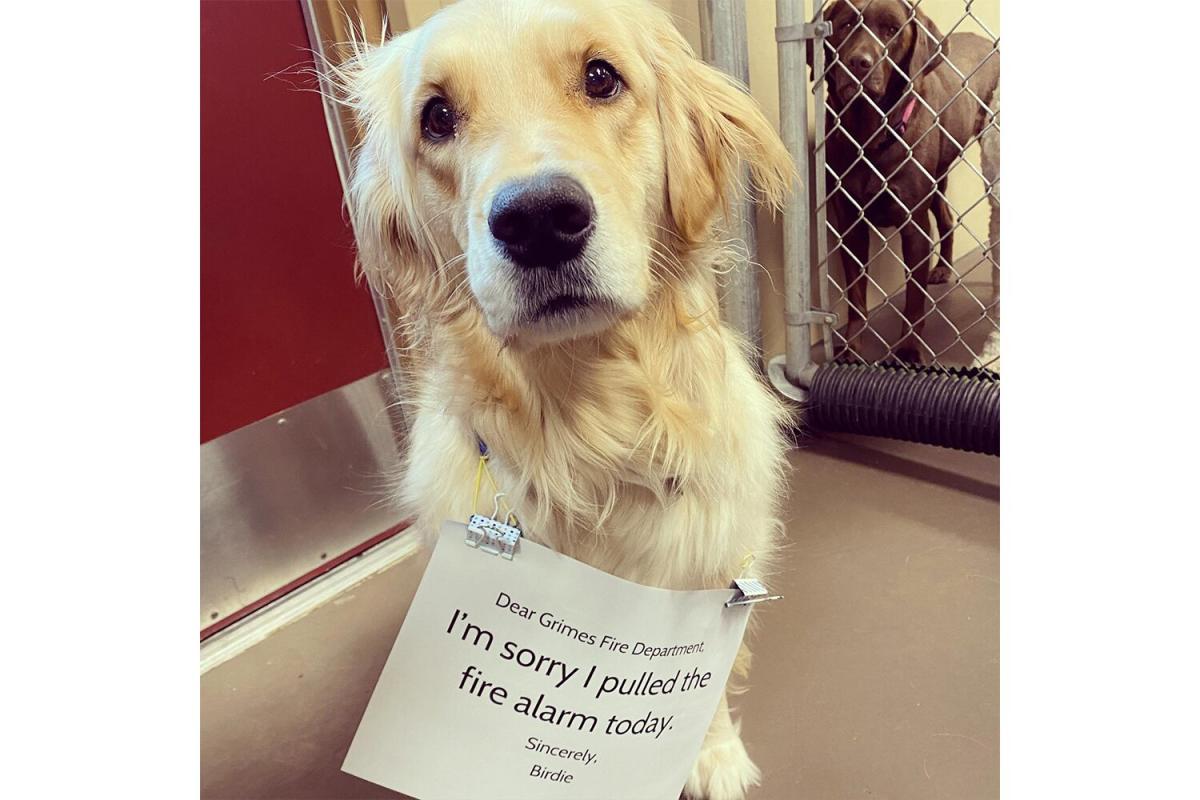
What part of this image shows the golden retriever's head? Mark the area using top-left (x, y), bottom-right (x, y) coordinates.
top-left (344, 0), bottom-right (792, 348)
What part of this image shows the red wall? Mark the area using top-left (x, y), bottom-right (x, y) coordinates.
top-left (201, 0), bottom-right (387, 443)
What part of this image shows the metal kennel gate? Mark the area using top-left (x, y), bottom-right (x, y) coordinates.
top-left (763, 0), bottom-right (1000, 454)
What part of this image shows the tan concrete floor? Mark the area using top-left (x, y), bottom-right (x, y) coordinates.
top-left (743, 435), bottom-right (999, 800)
top-left (201, 433), bottom-right (998, 800)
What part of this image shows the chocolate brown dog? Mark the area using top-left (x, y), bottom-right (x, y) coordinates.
top-left (818, 0), bottom-right (999, 363)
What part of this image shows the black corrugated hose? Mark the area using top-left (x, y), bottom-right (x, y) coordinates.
top-left (807, 361), bottom-right (1000, 455)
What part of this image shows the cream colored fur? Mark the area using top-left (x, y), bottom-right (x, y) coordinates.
top-left (976, 85), bottom-right (1000, 371)
top-left (337, 2), bottom-right (794, 797)
top-left (982, 86), bottom-right (1001, 284)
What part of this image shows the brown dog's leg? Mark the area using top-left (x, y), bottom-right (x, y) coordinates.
top-left (928, 181), bottom-right (955, 284)
top-left (840, 218), bottom-right (871, 358)
top-left (896, 219), bottom-right (934, 364)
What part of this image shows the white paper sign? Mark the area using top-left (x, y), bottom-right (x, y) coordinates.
top-left (343, 521), bottom-right (752, 800)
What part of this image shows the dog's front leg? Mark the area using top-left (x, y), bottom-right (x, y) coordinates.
top-left (928, 180), bottom-right (956, 285)
top-left (839, 216), bottom-right (871, 359)
top-left (683, 693), bottom-right (760, 800)
top-left (896, 218), bottom-right (934, 364)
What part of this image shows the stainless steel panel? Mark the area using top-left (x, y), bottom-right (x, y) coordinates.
top-left (201, 370), bottom-right (406, 630)
top-left (201, 546), bottom-right (430, 800)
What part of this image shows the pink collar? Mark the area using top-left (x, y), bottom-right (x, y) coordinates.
top-left (895, 96), bottom-right (918, 137)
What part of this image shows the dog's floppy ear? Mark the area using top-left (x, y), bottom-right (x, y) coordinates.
top-left (813, 0), bottom-right (847, 80)
top-left (805, 29), bottom-right (834, 84)
top-left (903, 3), bottom-right (946, 85)
top-left (805, 15), bottom-right (815, 80)
top-left (339, 36), bottom-right (447, 307)
top-left (652, 18), bottom-right (795, 245)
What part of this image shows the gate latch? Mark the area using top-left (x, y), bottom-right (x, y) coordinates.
top-left (786, 309), bottom-right (838, 327)
top-left (775, 20), bottom-right (832, 42)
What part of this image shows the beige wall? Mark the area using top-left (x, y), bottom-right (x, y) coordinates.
top-left (393, 0), bottom-right (999, 359)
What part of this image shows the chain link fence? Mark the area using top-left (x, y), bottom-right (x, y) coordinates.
top-left (806, 0), bottom-right (1000, 376)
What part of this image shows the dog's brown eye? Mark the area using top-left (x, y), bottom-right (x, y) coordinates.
top-left (584, 60), bottom-right (622, 99)
top-left (421, 97), bottom-right (457, 141)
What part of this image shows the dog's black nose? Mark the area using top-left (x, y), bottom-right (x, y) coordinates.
top-left (848, 52), bottom-right (875, 74)
top-left (488, 175), bottom-right (595, 269)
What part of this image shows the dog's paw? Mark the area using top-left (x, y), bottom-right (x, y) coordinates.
top-left (927, 264), bottom-right (953, 284)
top-left (682, 731), bottom-right (761, 800)
top-left (894, 341), bottom-right (926, 365)
top-left (836, 336), bottom-right (868, 363)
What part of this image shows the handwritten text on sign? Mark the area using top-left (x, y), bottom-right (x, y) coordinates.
top-left (342, 522), bottom-right (751, 800)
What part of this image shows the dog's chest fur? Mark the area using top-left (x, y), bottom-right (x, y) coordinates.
top-left (399, 303), bottom-right (788, 592)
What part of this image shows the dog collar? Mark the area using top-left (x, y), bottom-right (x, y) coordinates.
top-left (871, 95), bottom-right (918, 155)
top-left (895, 95), bottom-right (918, 137)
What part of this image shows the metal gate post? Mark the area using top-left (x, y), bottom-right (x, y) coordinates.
top-left (769, 0), bottom-right (816, 401)
top-left (301, 1), bottom-right (410, 442)
top-left (698, 0), bottom-right (762, 360)
top-left (809, 0), bottom-right (835, 364)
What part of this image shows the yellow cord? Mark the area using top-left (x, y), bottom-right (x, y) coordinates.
top-left (472, 455), bottom-right (486, 514)
top-left (472, 454), bottom-right (519, 527)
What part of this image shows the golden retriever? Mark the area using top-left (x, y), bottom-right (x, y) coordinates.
top-left (338, 1), bottom-right (794, 796)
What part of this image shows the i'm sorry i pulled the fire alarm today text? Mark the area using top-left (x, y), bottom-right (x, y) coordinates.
top-left (343, 522), bottom-right (755, 800)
